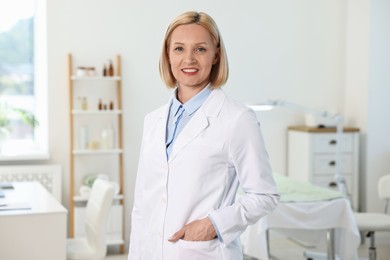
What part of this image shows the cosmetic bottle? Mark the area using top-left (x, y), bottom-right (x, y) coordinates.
top-left (100, 128), bottom-right (108, 149)
top-left (108, 60), bottom-right (114, 76)
top-left (81, 97), bottom-right (88, 110)
top-left (80, 126), bottom-right (89, 150)
top-left (103, 64), bottom-right (107, 76)
top-left (100, 125), bottom-right (115, 149)
top-left (98, 98), bottom-right (103, 110)
top-left (106, 124), bottom-right (115, 149)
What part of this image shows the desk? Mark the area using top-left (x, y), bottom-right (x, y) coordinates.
top-left (240, 174), bottom-right (361, 260)
top-left (0, 182), bottom-right (67, 260)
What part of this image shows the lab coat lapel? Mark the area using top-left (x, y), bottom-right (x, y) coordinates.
top-left (154, 98), bottom-right (171, 163)
top-left (168, 89), bottom-right (225, 162)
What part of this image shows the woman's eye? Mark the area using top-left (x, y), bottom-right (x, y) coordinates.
top-left (174, 47), bottom-right (183, 52)
top-left (195, 47), bottom-right (206, 53)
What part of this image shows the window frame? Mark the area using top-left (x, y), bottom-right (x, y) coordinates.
top-left (0, 0), bottom-right (49, 161)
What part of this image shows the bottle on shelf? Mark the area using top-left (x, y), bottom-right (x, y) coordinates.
top-left (81, 97), bottom-right (88, 110)
top-left (100, 125), bottom-right (114, 149)
top-left (106, 124), bottom-right (115, 149)
top-left (79, 126), bottom-right (89, 150)
top-left (98, 98), bottom-right (103, 110)
top-left (100, 128), bottom-right (109, 149)
top-left (103, 64), bottom-right (107, 76)
top-left (108, 60), bottom-right (114, 76)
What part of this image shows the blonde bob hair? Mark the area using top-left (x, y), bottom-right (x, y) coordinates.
top-left (159, 11), bottom-right (229, 88)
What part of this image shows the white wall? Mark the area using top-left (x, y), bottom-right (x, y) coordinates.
top-left (365, 0), bottom-right (390, 212)
top-left (39, 0), bottom-right (388, 248)
top-left (344, 0), bottom-right (390, 212)
top-left (344, 0), bottom-right (371, 210)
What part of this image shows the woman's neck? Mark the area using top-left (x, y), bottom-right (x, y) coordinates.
top-left (177, 83), bottom-right (209, 104)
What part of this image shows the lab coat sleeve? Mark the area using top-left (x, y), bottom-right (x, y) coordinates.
top-left (208, 107), bottom-right (280, 246)
top-left (128, 122), bottom-right (147, 260)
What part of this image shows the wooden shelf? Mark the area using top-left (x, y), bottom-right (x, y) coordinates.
top-left (68, 53), bottom-right (125, 253)
top-left (73, 194), bottom-right (124, 202)
top-left (71, 75), bottom-right (121, 81)
top-left (72, 110), bottom-right (122, 115)
top-left (72, 149), bottom-right (122, 155)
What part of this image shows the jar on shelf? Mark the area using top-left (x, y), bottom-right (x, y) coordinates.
top-left (100, 125), bottom-right (114, 149)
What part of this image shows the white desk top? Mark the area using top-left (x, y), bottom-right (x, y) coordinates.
top-left (0, 182), bottom-right (67, 216)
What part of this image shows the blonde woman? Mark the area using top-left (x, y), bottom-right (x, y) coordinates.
top-left (128, 11), bottom-right (279, 260)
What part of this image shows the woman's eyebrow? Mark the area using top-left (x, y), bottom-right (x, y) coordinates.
top-left (171, 42), bottom-right (209, 45)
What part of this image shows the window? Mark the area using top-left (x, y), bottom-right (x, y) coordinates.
top-left (0, 0), bottom-right (48, 160)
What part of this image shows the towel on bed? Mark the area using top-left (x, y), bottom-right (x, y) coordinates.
top-left (274, 173), bottom-right (344, 202)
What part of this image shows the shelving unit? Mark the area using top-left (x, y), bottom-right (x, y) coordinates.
top-left (68, 53), bottom-right (125, 253)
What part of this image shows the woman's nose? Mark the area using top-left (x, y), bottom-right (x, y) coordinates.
top-left (183, 51), bottom-right (196, 64)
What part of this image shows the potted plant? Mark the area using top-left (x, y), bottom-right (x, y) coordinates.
top-left (0, 105), bottom-right (39, 151)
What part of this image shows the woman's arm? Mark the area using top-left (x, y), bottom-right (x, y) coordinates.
top-left (208, 107), bottom-right (280, 246)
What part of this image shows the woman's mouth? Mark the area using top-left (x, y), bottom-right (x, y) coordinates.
top-left (182, 68), bottom-right (199, 73)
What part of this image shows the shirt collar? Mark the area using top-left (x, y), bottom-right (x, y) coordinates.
top-left (170, 94), bottom-right (182, 117)
top-left (172, 85), bottom-right (212, 116)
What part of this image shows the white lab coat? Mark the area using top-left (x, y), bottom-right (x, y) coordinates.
top-left (128, 88), bottom-right (279, 260)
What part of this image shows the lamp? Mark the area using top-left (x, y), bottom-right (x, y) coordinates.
top-left (248, 99), bottom-right (348, 200)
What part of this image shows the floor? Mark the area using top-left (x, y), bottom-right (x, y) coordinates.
top-left (104, 232), bottom-right (390, 260)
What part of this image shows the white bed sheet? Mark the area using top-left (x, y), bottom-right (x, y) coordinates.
top-left (241, 198), bottom-right (360, 259)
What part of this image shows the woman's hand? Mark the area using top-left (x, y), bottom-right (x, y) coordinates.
top-left (168, 217), bottom-right (217, 242)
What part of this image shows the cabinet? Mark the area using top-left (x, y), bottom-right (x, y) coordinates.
top-left (67, 54), bottom-right (125, 252)
top-left (287, 126), bottom-right (360, 210)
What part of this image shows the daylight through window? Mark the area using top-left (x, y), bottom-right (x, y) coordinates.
top-left (0, 0), bottom-right (48, 160)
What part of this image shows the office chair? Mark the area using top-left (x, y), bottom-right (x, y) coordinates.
top-left (354, 174), bottom-right (390, 260)
top-left (67, 179), bottom-right (115, 260)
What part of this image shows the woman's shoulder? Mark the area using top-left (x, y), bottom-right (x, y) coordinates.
top-left (213, 89), bottom-right (253, 116)
top-left (144, 104), bottom-right (167, 122)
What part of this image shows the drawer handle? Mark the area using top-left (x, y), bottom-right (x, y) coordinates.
top-left (329, 140), bottom-right (337, 145)
top-left (329, 161), bottom-right (336, 166)
top-left (328, 181), bottom-right (338, 188)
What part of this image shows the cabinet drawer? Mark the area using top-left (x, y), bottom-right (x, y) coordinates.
top-left (313, 134), bottom-right (353, 153)
top-left (313, 154), bottom-right (353, 175)
top-left (313, 175), bottom-right (353, 197)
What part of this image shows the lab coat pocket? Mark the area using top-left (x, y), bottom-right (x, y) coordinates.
top-left (176, 239), bottom-right (222, 259)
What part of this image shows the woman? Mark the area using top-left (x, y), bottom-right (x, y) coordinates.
top-left (128, 11), bottom-right (279, 260)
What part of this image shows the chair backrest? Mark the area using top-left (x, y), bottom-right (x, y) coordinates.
top-left (85, 179), bottom-right (115, 258)
top-left (378, 174), bottom-right (390, 213)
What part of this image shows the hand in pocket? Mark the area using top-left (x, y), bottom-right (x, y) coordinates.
top-left (168, 217), bottom-right (217, 242)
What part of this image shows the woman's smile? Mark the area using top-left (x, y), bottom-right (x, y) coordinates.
top-left (181, 68), bottom-right (199, 74)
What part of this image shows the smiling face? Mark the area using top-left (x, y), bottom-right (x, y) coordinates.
top-left (168, 24), bottom-right (219, 94)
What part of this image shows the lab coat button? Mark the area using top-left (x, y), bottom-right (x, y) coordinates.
top-left (162, 197), bottom-right (167, 203)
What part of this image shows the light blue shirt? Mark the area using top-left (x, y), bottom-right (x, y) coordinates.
top-left (165, 85), bottom-right (212, 159)
top-left (165, 85), bottom-right (223, 242)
